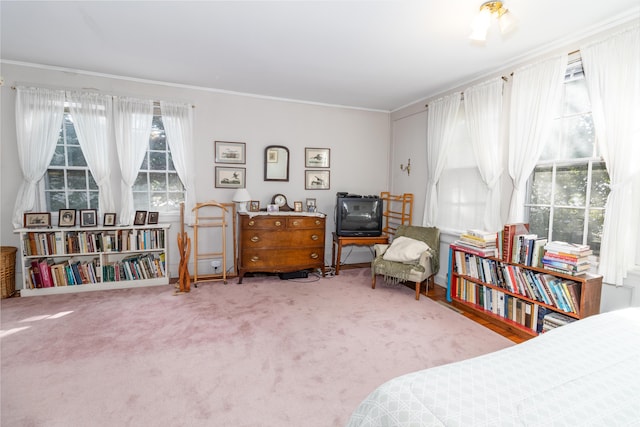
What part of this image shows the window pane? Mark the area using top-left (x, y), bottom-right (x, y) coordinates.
top-left (133, 174), bottom-right (148, 191)
top-left (168, 173), bottom-right (184, 192)
top-left (89, 174), bottom-right (98, 190)
top-left (167, 192), bottom-right (185, 208)
top-left (67, 170), bottom-right (87, 190)
top-left (149, 152), bottom-right (167, 170)
top-left (167, 152), bottom-right (176, 171)
top-left (64, 115), bottom-right (79, 145)
top-left (67, 146), bottom-right (87, 167)
top-left (529, 166), bottom-right (552, 205)
top-left (68, 191), bottom-right (88, 209)
top-left (133, 192), bottom-right (149, 211)
top-left (555, 164), bottom-right (587, 207)
top-left (590, 162), bottom-right (610, 208)
top-left (45, 169), bottom-right (65, 190)
top-left (150, 173), bottom-right (166, 191)
top-left (528, 206), bottom-right (549, 239)
top-left (46, 191), bottom-right (66, 211)
top-left (562, 115), bottom-right (595, 158)
top-left (51, 146), bottom-right (65, 166)
top-left (151, 192), bottom-right (167, 208)
top-left (139, 153), bottom-right (148, 170)
top-left (552, 207), bottom-right (584, 243)
top-left (89, 191), bottom-right (99, 209)
top-left (564, 77), bottom-right (590, 115)
top-left (588, 209), bottom-right (605, 256)
top-left (150, 116), bottom-right (166, 150)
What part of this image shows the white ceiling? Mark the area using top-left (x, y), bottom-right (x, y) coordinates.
top-left (1, 1), bottom-right (639, 111)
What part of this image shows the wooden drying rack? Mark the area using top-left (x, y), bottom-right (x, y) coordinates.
top-left (380, 192), bottom-right (413, 237)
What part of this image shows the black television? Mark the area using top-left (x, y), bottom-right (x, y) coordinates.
top-left (335, 193), bottom-right (383, 237)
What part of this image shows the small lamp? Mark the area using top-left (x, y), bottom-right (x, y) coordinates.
top-left (232, 188), bottom-right (252, 213)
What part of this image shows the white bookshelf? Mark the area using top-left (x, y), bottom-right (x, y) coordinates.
top-left (16, 224), bottom-right (170, 297)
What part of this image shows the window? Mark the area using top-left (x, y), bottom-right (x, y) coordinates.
top-left (132, 113), bottom-right (185, 212)
top-left (42, 106), bottom-right (185, 215)
top-left (43, 111), bottom-right (99, 211)
top-left (525, 59), bottom-right (610, 256)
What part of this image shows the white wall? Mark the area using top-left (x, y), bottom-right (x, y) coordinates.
top-left (0, 62), bottom-right (391, 284)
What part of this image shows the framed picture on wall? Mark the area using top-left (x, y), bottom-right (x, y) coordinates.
top-left (305, 148), bottom-right (330, 168)
top-left (305, 170), bottom-right (330, 190)
top-left (215, 167), bottom-right (245, 188)
top-left (215, 141), bottom-right (246, 164)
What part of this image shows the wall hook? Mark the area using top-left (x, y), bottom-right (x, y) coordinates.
top-left (400, 158), bottom-right (411, 176)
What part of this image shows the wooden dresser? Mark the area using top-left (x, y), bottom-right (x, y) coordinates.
top-left (237, 213), bottom-right (326, 283)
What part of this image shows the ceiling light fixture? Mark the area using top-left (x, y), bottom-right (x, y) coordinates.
top-left (469, 1), bottom-right (517, 42)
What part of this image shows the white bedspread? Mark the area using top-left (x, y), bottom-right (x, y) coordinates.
top-left (346, 307), bottom-right (640, 427)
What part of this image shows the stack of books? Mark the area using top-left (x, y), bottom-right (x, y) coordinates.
top-left (542, 241), bottom-right (593, 276)
top-left (542, 311), bottom-right (576, 333)
top-left (454, 229), bottom-right (498, 257)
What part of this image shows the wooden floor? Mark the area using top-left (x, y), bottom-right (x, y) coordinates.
top-left (342, 263), bottom-right (527, 344)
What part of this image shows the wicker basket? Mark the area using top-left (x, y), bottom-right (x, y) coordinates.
top-left (1, 246), bottom-right (18, 299)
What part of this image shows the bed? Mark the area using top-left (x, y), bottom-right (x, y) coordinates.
top-left (346, 307), bottom-right (640, 427)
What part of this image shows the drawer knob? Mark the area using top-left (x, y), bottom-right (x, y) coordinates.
top-left (250, 256), bottom-right (260, 262)
top-left (275, 220), bottom-right (282, 226)
top-left (293, 220), bottom-right (300, 226)
top-left (315, 220), bottom-right (321, 225)
top-left (311, 234), bottom-right (319, 241)
top-left (248, 220), bottom-right (255, 226)
top-left (250, 236), bottom-right (260, 243)
top-left (310, 253), bottom-right (319, 259)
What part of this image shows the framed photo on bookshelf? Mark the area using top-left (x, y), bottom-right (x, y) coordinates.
top-left (103, 213), bottom-right (116, 226)
top-left (147, 211), bottom-right (159, 225)
top-left (215, 166), bottom-right (245, 188)
top-left (134, 210), bottom-right (147, 226)
top-left (58, 209), bottom-right (76, 227)
top-left (214, 141), bottom-right (246, 164)
top-left (24, 212), bottom-right (51, 228)
top-left (305, 148), bottom-right (330, 168)
top-left (80, 209), bottom-right (97, 227)
top-left (305, 170), bottom-right (330, 190)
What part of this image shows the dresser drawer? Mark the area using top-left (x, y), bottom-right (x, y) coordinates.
top-left (286, 217), bottom-right (324, 229)
top-left (241, 248), bottom-right (323, 269)
top-left (241, 216), bottom-right (286, 230)
top-left (241, 229), bottom-right (324, 248)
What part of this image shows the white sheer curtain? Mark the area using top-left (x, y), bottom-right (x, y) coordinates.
top-left (160, 100), bottom-right (196, 224)
top-left (113, 97), bottom-right (153, 225)
top-left (507, 55), bottom-right (568, 222)
top-left (581, 24), bottom-right (640, 288)
top-left (464, 78), bottom-right (504, 232)
top-left (423, 93), bottom-right (461, 226)
top-left (12, 87), bottom-right (65, 228)
top-left (66, 91), bottom-right (115, 215)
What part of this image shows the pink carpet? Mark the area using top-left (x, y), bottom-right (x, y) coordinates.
top-left (1, 268), bottom-right (513, 426)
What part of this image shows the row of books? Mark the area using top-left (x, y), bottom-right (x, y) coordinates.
top-left (542, 311), bottom-right (576, 332)
top-left (102, 253), bottom-right (166, 282)
top-left (453, 248), bottom-right (581, 314)
top-left (454, 278), bottom-right (553, 333)
top-left (26, 258), bottom-right (100, 288)
top-left (22, 229), bottom-right (166, 256)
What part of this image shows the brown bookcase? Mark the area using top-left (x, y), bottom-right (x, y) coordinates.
top-left (446, 243), bottom-right (602, 339)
